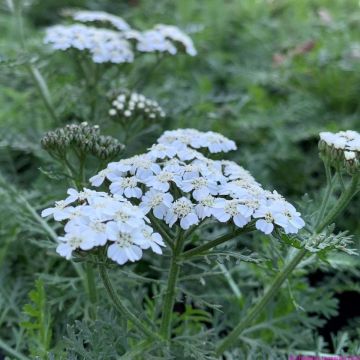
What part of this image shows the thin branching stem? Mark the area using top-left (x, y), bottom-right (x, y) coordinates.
top-left (182, 225), bottom-right (255, 259)
top-left (215, 247), bottom-right (307, 356)
top-left (160, 230), bottom-right (185, 340)
top-left (85, 262), bottom-right (97, 320)
top-left (99, 264), bottom-right (159, 341)
top-left (316, 174), bottom-right (359, 233)
top-left (216, 174), bottom-right (360, 355)
top-left (315, 162), bottom-right (334, 226)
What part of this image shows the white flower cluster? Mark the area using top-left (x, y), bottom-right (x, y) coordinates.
top-left (157, 129), bottom-right (237, 154)
top-left (320, 130), bottom-right (360, 161)
top-left (90, 129), bottom-right (305, 235)
top-left (109, 92), bottom-right (166, 121)
top-left (41, 189), bottom-right (165, 265)
top-left (71, 10), bottom-right (131, 31)
top-left (126, 24), bottom-right (197, 56)
top-left (44, 10), bottom-right (197, 62)
top-left (44, 24), bottom-right (133, 63)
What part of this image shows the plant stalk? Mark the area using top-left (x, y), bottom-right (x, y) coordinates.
top-left (159, 232), bottom-right (184, 339)
top-left (215, 248), bottom-right (307, 356)
top-left (316, 174), bottom-right (359, 233)
top-left (216, 174), bottom-right (359, 355)
top-left (182, 225), bottom-right (254, 259)
top-left (315, 163), bottom-right (334, 226)
top-left (86, 262), bottom-right (97, 319)
top-left (99, 264), bottom-right (159, 341)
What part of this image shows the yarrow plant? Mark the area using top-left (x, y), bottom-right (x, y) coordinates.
top-left (38, 128), bottom-right (360, 357)
top-left (3, 3), bottom-right (360, 358)
top-left (44, 10), bottom-right (197, 63)
top-left (42, 128), bottom-right (360, 357)
top-left (42, 9), bottom-right (196, 130)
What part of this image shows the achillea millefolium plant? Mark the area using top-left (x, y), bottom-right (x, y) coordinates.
top-left (0, 2), bottom-right (360, 359)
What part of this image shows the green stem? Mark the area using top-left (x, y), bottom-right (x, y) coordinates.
top-left (216, 174), bottom-right (360, 355)
top-left (315, 163), bottom-right (334, 226)
top-left (316, 174), bottom-right (359, 233)
top-left (215, 248), bottom-right (307, 356)
top-left (86, 262), bottom-right (97, 319)
top-left (99, 264), bottom-right (159, 341)
top-left (182, 225), bottom-right (254, 259)
top-left (159, 232), bottom-right (184, 339)
top-left (219, 263), bottom-right (242, 301)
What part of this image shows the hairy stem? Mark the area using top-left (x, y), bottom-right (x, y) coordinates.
top-left (315, 163), bottom-right (334, 226)
top-left (99, 264), bottom-right (159, 341)
top-left (316, 174), bottom-right (359, 233)
top-left (182, 225), bottom-right (254, 259)
top-left (86, 262), bottom-right (97, 319)
top-left (160, 231), bottom-right (184, 339)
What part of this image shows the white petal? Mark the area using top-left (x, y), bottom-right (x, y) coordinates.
top-left (256, 219), bottom-right (273, 234)
top-left (41, 207), bottom-right (54, 217)
top-left (56, 243), bottom-right (73, 260)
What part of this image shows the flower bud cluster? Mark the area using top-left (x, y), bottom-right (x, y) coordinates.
top-left (108, 91), bottom-right (166, 121)
top-left (41, 189), bottom-right (164, 265)
top-left (44, 10), bottom-right (197, 63)
top-left (41, 122), bottom-right (124, 160)
top-left (319, 130), bottom-right (359, 174)
top-left (44, 24), bottom-right (133, 63)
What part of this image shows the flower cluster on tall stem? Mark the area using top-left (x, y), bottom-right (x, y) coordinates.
top-left (44, 10), bottom-right (197, 64)
top-left (41, 128), bottom-right (306, 346)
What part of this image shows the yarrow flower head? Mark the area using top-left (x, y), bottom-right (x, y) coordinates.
top-left (43, 129), bottom-right (304, 266)
top-left (69, 10), bottom-right (131, 31)
top-left (44, 10), bottom-right (197, 63)
top-left (319, 130), bottom-right (360, 174)
top-left (127, 24), bottom-right (197, 56)
top-left (44, 24), bottom-right (134, 63)
top-left (42, 189), bottom-right (165, 265)
top-left (89, 128), bottom-right (304, 235)
top-left (157, 129), bottom-right (237, 154)
top-left (108, 91), bottom-right (166, 122)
